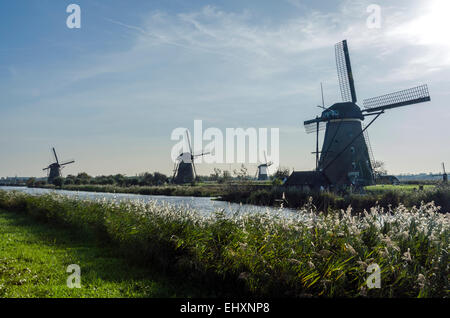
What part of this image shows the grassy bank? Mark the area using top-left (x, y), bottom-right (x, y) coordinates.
top-left (33, 183), bottom-right (450, 215)
top-left (0, 210), bottom-right (204, 298)
top-left (0, 190), bottom-right (448, 297)
top-left (36, 183), bottom-right (229, 198)
top-left (31, 182), bottom-right (272, 199)
top-left (365, 184), bottom-right (436, 192)
top-left (221, 185), bottom-right (450, 213)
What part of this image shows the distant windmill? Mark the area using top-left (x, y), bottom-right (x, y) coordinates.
top-left (444, 163), bottom-right (448, 183)
top-left (302, 40), bottom-right (431, 189)
top-left (430, 163), bottom-right (448, 183)
top-left (255, 151), bottom-right (273, 181)
top-left (172, 130), bottom-right (210, 184)
top-left (43, 147), bottom-right (75, 184)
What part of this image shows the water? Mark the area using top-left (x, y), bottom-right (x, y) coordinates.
top-left (0, 186), bottom-right (297, 217)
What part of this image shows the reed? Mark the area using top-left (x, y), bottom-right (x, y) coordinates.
top-left (0, 190), bottom-right (448, 297)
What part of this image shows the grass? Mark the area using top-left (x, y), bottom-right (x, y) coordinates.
top-left (0, 209), bottom-right (204, 298)
top-left (0, 189), bottom-right (448, 298)
top-left (58, 184), bottom-right (227, 197)
top-left (365, 184), bottom-right (436, 192)
top-left (41, 182), bottom-right (449, 213)
top-left (31, 182), bottom-right (273, 199)
top-left (220, 185), bottom-right (450, 213)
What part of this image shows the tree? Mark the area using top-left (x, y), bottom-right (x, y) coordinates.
top-left (65, 174), bottom-right (76, 185)
top-left (153, 172), bottom-right (168, 185)
top-left (271, 167), bottom-right (290, 185)
top-left (53, 176), bottom-right (64, 187)
top-left (220, 170), bottom-right (232, 183)
top-left (26, 178), bottom-right (36, 188)
top-left (233, 164), bottom-right (249, 180)
top-left (35, 180), bottom-right (47, 187)
top-left (272, 167), bottom-right (290, 181)
top-left (76, 172), bottom-right (91, 185)
top-left (126, 177), bottom-right (140, 186)
top-left (210, 168), bottom-right (222, 182)
top-left (372, 160), bottom-right (387, 179)
top-left (113, 174), bottom-right (126, 186)
top-left (139, 172), bottom-right (154, 186)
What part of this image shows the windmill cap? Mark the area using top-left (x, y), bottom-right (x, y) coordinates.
top-left (322, 102), bottom-right (364, 120)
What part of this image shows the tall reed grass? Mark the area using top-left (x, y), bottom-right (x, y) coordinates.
top-left (221, 186), bottom-right (450, 213)
top-left (0, 190), bottom-right (448, 297)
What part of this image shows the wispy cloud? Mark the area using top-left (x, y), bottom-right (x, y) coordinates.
top-left (2, 1), bottom-right (449, 176)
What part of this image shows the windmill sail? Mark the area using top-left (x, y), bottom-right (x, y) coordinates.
top-left (185, 130), bottom-right (193, 157)
top-left (60, 160), bottom-right (75, 166)
top-left (335, 40), bottom-right (357, 103)
top-left (363, 85), bottom-right (430, 113)
top-left (304, 120), bottom-right (326, 134)
top-left (52, 147), bottom-right (59, 164)
top-left (363, 127), bottom-right (375, 168)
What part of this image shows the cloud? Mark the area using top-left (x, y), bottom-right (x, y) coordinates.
top-left (92, 2), bottom-right (449, 84)
top-left (3, 1), bottom-right (449, 176)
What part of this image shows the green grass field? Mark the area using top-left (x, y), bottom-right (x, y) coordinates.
top-left (365, 184), bottom-right (436, 192)
top-left (0, 210), bottom-right (201, 298)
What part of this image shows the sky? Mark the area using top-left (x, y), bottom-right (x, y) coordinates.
top-left (1, 0), bottom-right (449, 178)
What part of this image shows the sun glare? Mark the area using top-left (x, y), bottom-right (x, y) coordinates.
top-left (406, 0), bottom-right (450, 46)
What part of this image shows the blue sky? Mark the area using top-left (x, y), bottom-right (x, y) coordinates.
top-left (1, 0), bottom-right (449, 177)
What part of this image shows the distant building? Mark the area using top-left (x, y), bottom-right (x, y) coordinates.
top-left (284, 171), bottom-right (330, 192)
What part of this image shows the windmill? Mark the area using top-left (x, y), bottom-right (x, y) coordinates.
top-left (172, 130), bottom-right (210, 184)
top-left (430, 163), bottom-right (448, 183)
top-left (444, 163), bottom-right (448, 183)
top-left (43, 147), bottom-right (75, 184)
top-left (302, 40), bottom-right (431, 189)
top-left (255, 151), bottom-right (273, 180)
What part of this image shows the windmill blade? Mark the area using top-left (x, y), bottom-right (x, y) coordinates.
top-left (264, 151), bottom-right (268, 165)
top-left (185, 130), bottom-right (193, 155)
top-left (172, 162), bottom-right (179, 181)
top-left (363, 84), bottom-right (431, 113)
top-left (60, 160), bottom-right (75, 166)
top-left (363, 126), bottom-right (375, 168)
top-left (304, 120), bottom-right (326, 134)
top-left (335, 40), bottom-right (357, 103)
top-left (193, 152), bottom-right (211, 158)
top-left (52, 147), bottom-right (59, 164)
top-left (43, 167), bottom-right (50, 171)
top-left (192, 162), bottom-right (197, 179)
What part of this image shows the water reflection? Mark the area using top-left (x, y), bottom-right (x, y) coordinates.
top-left (0, 186), bottom-right (297, 217)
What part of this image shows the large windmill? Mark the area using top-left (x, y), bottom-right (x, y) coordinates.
top-left (299, 40), bottom-right (431, 189)
top-left (255, 151), bottom-right (273, 180)
top-left (172, 130), bottom-right (210, 184)
top-left (43, 147), bottom-right (75, 184)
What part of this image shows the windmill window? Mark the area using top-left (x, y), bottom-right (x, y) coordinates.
top-left (350, 147), bottom-right (355, 154)
top-left (352, 162), bottom-right (356, 169)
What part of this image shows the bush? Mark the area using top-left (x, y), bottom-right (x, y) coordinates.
top-left (221, 185), bottom-right (450, 213)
